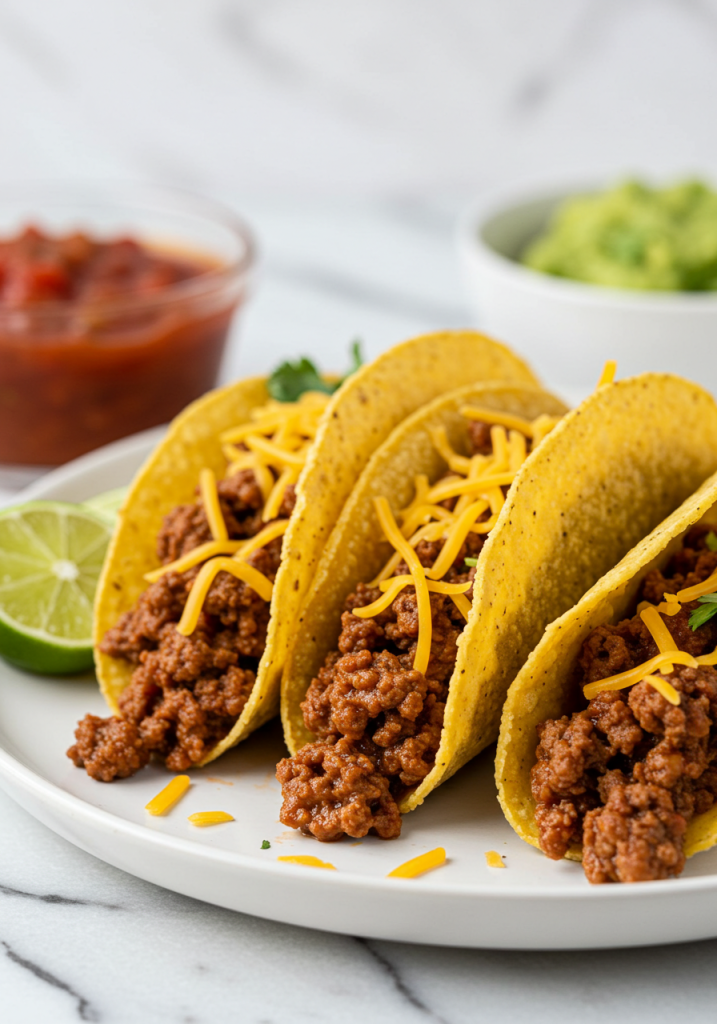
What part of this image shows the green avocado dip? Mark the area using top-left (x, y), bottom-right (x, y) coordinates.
top-left (522, 180), bottom-right (717, 291)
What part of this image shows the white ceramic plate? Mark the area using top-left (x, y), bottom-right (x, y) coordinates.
top-left (3, 434), bottom-right (717, 950)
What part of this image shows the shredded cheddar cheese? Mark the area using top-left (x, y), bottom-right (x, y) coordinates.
top-left (373, 497), bottom-right (433, 674)
top-left (490, 425), bottom-right (509, 471)
top-left (450, 592), bottom-right (473, 620)
top-left (425, 472), bottom-right (516, 504)
top-left (234, 518), bottom-right (290, 560)
top-left (353, 577), bottom-right (411, 618)
top-left (145, 775), bottom-right (191, 816)
top-left (245, 434), bottom-right (307, 468)
top-left (251, 461), bottom-right (276, 504)
top-left (263, 466), bottom-right (299, 522)
top-left (188, 811), bottom-right (235, 826)
top-left (642, 675), bottom-right (681, 706)
top-left (425, 501), bottom-right (487, 580)
top-left (583, 650), bottom-right (697, 700)
top-left (356, 405), bottom-right (560, 679)
top-left (485, 850), bottom-right (505, 869)
top-left (639, 605), bottom-right (678, 674)
top-left (199, 468), bottom-right (228, 543)
top-left (508, 430), bottom-right (527, 472)
top-left (177, 557), bottom-right (274, 636)
top-left (353, 575), bottom-right (471, 619)
top-left (459, 405), bottom-right (537, 437)
top-left (674, 571), bottom-right (717, 603)
top-left (144, 540), bottom-right (244, 582)
top-left (592, 565), bottom-right (717, 707)
top-left (596, 359), bottom-right (618, 387)
top-left (387, 847), bottom-right (447, 879)
top-left (277, 855), bottom-right (336, 870)
top-left (139, 393), bottom-right (332, 643)
top-left (428, 425), bottom-right (472, 475)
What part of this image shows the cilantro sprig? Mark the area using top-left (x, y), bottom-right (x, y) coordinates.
top-left (689, 593), bottom-right (717, 631)
top-left (268, 340), bottom-right (363, 402)
top-left (261, 839), bottom-right (271, 850)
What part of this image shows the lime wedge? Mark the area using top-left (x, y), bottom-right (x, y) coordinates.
top-left (83, 486), bottom-right (127, 527)
top-left (0, 501), bottom-right (112, 674)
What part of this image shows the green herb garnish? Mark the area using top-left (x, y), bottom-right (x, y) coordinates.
top-left (267, 340), bottom-right (364, 402)
top-left (706, 530), bottom-right (717, 552)
top-left (464, 557), bottom-right (478, 567)
top-left (261, 839), bottom-right (271, 850)
top-left (689, 593), bottom-right (717, 630)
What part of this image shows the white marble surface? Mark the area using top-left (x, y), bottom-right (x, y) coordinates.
top-left (2, 0), bottom-right (717, 194)
top-left (0, 196), bottom-right (716, 1023)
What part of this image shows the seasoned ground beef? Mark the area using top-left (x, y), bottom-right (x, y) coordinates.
top-left (277, 420), bottom-right (510, 841)
top-left (276, 738), bottom-right (402, 841)
top-left (68, 468), bottom-right (291, 782)
top-left (533, 525), bottom-right (717, 882)
top-left (68, 715), bottom-right (150, 782)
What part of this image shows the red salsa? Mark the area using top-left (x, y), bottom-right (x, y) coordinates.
top-left (0, 227), bottom-right (243, 465)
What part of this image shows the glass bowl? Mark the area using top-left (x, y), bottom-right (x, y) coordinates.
top-left (0, 182), bottom-right (255, 466)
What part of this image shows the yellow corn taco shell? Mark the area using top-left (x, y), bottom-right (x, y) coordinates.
top-left (496, 468), bottom-right (717, 863)
top-left (283, 373), bottom-right (717, 815)
top-left (94, 330), bottom-right (537, 767)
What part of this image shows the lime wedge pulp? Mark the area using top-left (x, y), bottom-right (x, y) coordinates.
top-left (0, 501), bottom-right (112, 674)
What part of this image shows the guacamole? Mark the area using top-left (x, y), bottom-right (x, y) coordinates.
top-left (522, 180), bottom-right (717, 291)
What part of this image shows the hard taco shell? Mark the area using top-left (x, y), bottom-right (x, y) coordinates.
top-left (496, 468), bottom-right (717, 863)
top-left (94, 330), bottom-right (536, 766)
top-left (284, 373), bottom-right (717, 814)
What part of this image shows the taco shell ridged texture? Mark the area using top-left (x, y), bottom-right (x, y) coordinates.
top-left (281, 381), bottom-right (567, 763)
top-left (284, 373), bottom-right (717, 815)
top-left (496, 467), bottom-right (717, 863)
top-left (94, 330), bottom-right (537, 767)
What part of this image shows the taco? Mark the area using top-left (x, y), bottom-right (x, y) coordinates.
top-left (68, 329), bottom-right (536, 781)
top-left (277, 373), bottom-right (717, 842)
top-left (496, 468), bottom-right (717, 883)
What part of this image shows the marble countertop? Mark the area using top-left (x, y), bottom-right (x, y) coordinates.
top-left (3, 197), bottom-right (717, 1023)
top-left (4, 783), bottom-right (717, 1024)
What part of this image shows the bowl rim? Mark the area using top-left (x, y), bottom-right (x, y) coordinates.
top-left (0, 180), bottom-right (257, 320)
top-left (457, 178), bottom-right (717, 312)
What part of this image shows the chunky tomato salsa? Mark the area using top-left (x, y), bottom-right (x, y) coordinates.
top-left (0, 227), bottom-right (242, 465)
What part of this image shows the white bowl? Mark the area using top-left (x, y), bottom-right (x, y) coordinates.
top-left (457, 183), bottom-right (717, 398)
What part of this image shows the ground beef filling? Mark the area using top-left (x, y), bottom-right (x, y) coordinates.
top-left (277, 424), bottom-right (501, 842)
top-left (68, 470), bottom-right (294, 782)
top-left (532, 525), bottom-right (717, 883)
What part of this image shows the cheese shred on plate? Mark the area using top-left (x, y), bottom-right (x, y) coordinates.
top-left (277, 855), bottom-right (336, 870)
top-left (145, 775), bottom-right (191, 816)
top-left (147, 392), bottom-right (330, 636)
top-left (358, 407), bottom-right (560, 675)
top-left (485, 850), bottom-right (505, 869)
top-left (187, 811), bottom-right (235, 827)
top-left (386, 847), bottom-right (447, 879)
